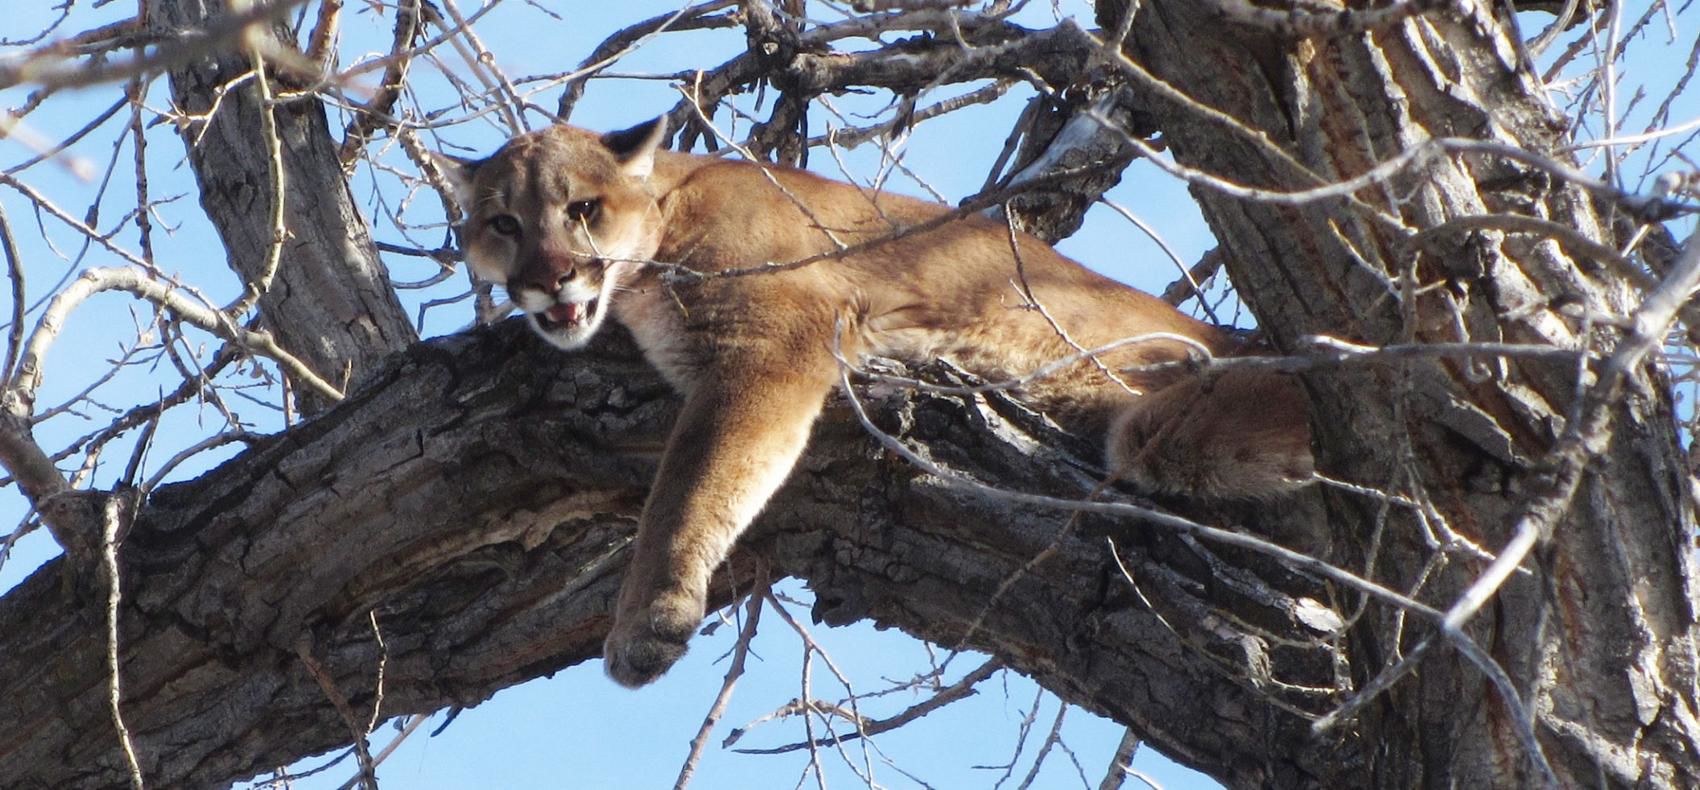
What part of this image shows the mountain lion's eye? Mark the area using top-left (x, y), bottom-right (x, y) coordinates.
top-left (566, 200), bottom-right (599, 223)
top-left (488, 215), bottom-right (521, 236)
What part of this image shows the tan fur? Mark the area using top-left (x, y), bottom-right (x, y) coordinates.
top-left (433, 120), bottom-right (1314, 688)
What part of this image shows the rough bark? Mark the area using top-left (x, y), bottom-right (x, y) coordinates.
top-left (993, 87), bottom-right (1148, 244)
top-left (143, 0), bottom-right (415, 414)
top-left (1095, 0), bottom-right (1700, 786)
top-left (0, 322), bottom-right (1344, 789)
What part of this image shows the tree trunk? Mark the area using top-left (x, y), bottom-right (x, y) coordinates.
top-left (1095, 1), bottom-right (1700, 786)
top-left (143, 0), bottom-right (415, 415)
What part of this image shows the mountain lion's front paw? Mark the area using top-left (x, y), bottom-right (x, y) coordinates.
top-left (603, 592), bottom-right (702, 688)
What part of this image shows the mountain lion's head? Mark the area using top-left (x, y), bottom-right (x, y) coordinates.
top-left (432, 119), bottom-right (667, 349)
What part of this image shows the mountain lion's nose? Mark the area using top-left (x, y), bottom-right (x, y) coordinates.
top-left (514, 263), bottom-right (575, 295)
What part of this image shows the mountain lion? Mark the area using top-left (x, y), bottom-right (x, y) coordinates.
top-left (433, 119), bottom-right (1313, 688)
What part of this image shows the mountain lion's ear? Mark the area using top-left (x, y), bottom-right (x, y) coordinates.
top-left (601, 117), bottom-right (667, 180)
top-left (426, 151), bottom-right (481, 208)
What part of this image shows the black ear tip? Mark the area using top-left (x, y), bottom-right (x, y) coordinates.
top-left (601, 117), bottom-right (668, 159)
top-left (430, 150), bottom-right (477, 170)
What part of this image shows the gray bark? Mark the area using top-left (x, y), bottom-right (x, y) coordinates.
top-left (143, 0), bottom-right (415, 415)
top-left (1096, 0), bottom-right (1700, 786)
top-left (0, 322), bottom-right (1344, 788)
top-left (993, 88), bottom-right (1146, 244)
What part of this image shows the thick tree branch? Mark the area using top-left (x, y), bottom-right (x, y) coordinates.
top-left (143, 0), bottom-right (415, 416)
top-left (0, 322), bottom-right (1355, 789)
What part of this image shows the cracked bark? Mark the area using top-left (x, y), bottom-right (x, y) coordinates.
top-left (1095, 1), bottom-right (1700, 786)
top-left (0, 322), bottom-right (1345, 788)
top-left (143, 0), bottom-right (415, 415)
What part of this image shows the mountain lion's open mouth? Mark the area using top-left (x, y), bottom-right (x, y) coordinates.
top-left (536, 297), bottom-right (599, 331)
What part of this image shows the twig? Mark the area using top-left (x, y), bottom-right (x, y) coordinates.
top-left (0, 0), bottom-right (312, 92)
top-left (38, 340), bottom-right (240, 470)
top-left (125, 79), bottom-right (155, 267)
top-left (763, 591), bottom-right (878, 785)
top-left (434, 0), bottom-right (526, 133)
top-left (297, 643), bottom-right (379, 790)
top-left (13, 267), bottom-right (343, 406)
top-left (0, 171), bottom-right (158, 274)
top-left (799, 637), bottom-right (827, 790)
top-left (337, 0), bottom-right (421, 164)
top-left (103, 491), bottom-right (145, 790)
top-left (808, 81), bottom-right (1012, 151)
top-left (675, 592), bottom-right (765, 790)
top-left (2, 97), bottom-right (123, 177)
top-left (331, 611), bottom-right (391, 790)
top-left (223, 31), bottom-right (288, 318)
top-left (0, 204), bottom-right (26, 385)
top-left (1095, 729), bottom-right (1141, 790)
top-left (334, 713), bottom-right (430, 790)
top-left (677, 80), bottom-right (850, 252)
top-left (1003, 211), bottom-right (1140, 397)
top-left (732, 659), bottom-right (1003, 754)
top-left (1100, 199), bottom-right (1222, 323)
top-left (139, 430), bottom-right (257, 492)
top-left (365, 613), bottom-right (385, 739)
top-left (985, 685), bottom-right (1044, 788)
top-left (1013, 702), bottom-right (1069, 790)
top-left (555, 0), bottom-right (740, 120)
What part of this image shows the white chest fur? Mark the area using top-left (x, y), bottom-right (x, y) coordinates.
top-left (611, 281), bottom-right (698, 391)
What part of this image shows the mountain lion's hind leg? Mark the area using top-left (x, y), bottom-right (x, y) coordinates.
top-left (603, 356), bottom-right (835, 688)
top-left (1106, 368), bottom-right (1313, 499)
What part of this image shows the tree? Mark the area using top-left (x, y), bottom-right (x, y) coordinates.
top-left (1, 0), bottom-right (1696, 787)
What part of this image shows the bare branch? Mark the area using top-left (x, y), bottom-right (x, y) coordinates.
top-left (101, 490), bottom-right (144, 790)
top-left (12, 267), bottom-right (343, 408)
top-left (675, 592), bottom-right (765, 790)
top-left (296, 642), bottom-right (378, 790)
top-left (0, 0), bottom-right (312, 92)
top-left (336, 0), bottom-right (422, 164)
top-left (732, 658), bottom-right (1004, 755)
